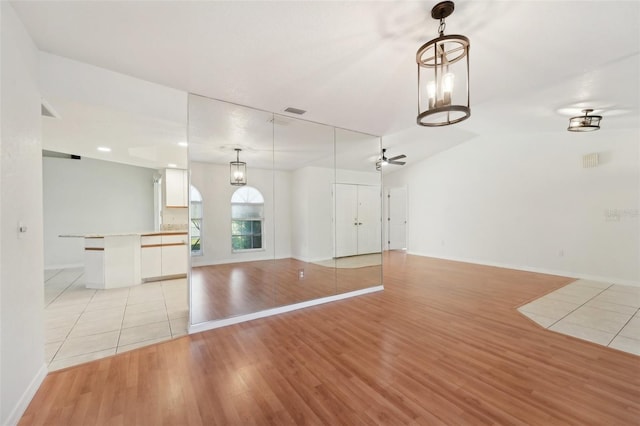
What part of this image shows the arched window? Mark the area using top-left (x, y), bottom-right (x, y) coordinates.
top-left (190, 185), bottom-right (203, 255)
top-left (231, 186), bottom-right (264, 251)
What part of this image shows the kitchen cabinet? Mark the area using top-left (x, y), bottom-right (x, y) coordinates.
top-left (160, 234), bottom-right (188, 276)
top-left (140, 232), bottom-right (188, 281)
top-left (140, 236), bottom-right (162, 279)
top-left (82, 235), bottom-right (141, 289)
top-left (165, 168), bottom-right (188, 207)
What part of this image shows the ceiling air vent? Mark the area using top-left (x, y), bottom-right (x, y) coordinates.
top-left (283, 107), bottom-right (306, 115)
top-left (41, 99), bottom-right (60, 119)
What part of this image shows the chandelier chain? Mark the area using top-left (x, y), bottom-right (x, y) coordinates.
top-left (438, 18), bottom-right (446, 36)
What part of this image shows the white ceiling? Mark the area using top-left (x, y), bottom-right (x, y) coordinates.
top-left (12, 0), bottom-right (640, 171)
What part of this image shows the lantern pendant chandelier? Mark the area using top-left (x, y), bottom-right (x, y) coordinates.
top-left (230, 148), bottom-right (247, 186)
top-left (416, 1), bottom-right (470, 127)
top-left (567, 109), bottom-right (602, 132)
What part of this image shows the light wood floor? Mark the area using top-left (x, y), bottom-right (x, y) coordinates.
top-left (21, 252), bottom-right (640, 425)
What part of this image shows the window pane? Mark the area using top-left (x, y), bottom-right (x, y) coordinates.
top-left (231, 204), bottom-right (263, 220)
top-left (252, 236), bottom-right (262, 248)
top-left (191, 202), bottom-right (202, 219)
top-left (231, 220), bottom-right (242, 235)
top-left (252, 220), bottom-right (261, 234)
top-left (191, 236), bottom-right (201, 252)
top-left (232, 235), bottom-right (251, 250)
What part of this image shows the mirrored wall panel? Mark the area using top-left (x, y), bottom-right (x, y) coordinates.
top-left (188, 94), bottom-right (382, 325)
top-left (335, 128), bottom-right (383, 294)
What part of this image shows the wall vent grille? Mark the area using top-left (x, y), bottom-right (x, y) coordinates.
top-left (582, 153), bottom-right (599, 168)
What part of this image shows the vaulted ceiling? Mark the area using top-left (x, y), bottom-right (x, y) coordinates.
top-left (12, 1), bottom-right (640, 169)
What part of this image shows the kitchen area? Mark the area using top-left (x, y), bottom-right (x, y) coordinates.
top-left (59, 168), bottom-right (190, 290)
top-left (43, 158), bottom-right (190, 370)
top-left (40, 53), bottom-right (190, 370)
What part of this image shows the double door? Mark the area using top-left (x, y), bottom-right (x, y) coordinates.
top-left (335, 184), bottom-right (381, 258)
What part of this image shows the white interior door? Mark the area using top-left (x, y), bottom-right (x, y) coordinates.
top-left (334, 184), bottom-right (358, 257)
top-left (388, 187), bottom-right (407, 250)
top-left (356, 185), bottom-right (381, 255)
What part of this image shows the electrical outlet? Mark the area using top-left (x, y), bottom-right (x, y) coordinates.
top-left (298, 269), bottom-right (304, 279)
top-left (17, 221), bottom-right (27, 239)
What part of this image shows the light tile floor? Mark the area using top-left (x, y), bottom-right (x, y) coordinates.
top-left (44, 268), bottom-right (189, 371)
top-left (518, 279), bottom-right (640, 355)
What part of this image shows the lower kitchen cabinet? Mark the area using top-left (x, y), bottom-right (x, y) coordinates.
top-left (140, 233), bottom-right (188, 281)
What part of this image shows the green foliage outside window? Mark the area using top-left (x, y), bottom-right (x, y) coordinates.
top-left (231, 220), bottom-right (262, 250)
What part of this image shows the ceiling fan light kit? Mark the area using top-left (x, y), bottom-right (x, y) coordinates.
top-left (568, 109), bottom-right (602, 132)
top-left (230, 148), bottom-right (247, 186)
top-left (376, 149), bottom-right (407, 171)
top-left (416, 1), bottom-right (470, 127)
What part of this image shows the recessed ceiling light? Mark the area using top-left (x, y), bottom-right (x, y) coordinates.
top-left (97, 147), bottom-right (111, 152)
top-left (167, 163), bottom-right (177, 168)
top-left (178, 141), bottom-right (188, 147)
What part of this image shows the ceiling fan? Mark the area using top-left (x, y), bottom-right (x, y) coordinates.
top-left (376, 148), bottom-right (406, 171)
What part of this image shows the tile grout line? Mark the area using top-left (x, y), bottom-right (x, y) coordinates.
top-left (115, 285), bottom-right (133, 353)
top-left (162, 280), bottom-right (178, 338)
top-left (544, 283), bottom-right (614, 330)
top-left (605, 306), bottom-right (640, 347)
top-left (45, 270), bottom-right (84, 307)
top-left (47, 273), bottom-right (93, 366)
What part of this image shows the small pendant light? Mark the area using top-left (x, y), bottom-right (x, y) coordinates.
top-left (230, 148), bottom-right (247, 186)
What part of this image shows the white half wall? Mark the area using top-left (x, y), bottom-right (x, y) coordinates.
top-left (43, 157), bottom-right (156, 269)
top-left (384, 128), bottom-right (640, 286)
top-left (1, 3), bottom-right (46, 424)
top-left (190, 162), bottom-right (292, 266)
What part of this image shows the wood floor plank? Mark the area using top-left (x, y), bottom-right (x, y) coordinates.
top-left (20, 252), bottom-right (640, 425)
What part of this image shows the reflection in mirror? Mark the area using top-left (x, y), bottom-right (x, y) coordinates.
top-left (274, 115), bottom-right (336, 306)
top-left (188, 94), bottom-right (382, 326)
top-left (334, 128), bottom-right (383, 294)
top-left (188, 95), bottom-right (276, 323)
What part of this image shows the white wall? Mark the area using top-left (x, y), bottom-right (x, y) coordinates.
top-left (384, 128), bottom-right (640, 286)
top-left (0, 3), bottom-right (47, 424)
top-left (43, 157), bottom-right (156, 268)
top-left (291, 167), bottom-right (334, 262)
top-left (190, 162), bottom-right (292, 266)
top-left (290, 166), bottom-right (381, 262)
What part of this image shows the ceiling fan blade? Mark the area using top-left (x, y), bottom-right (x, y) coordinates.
top-left (388, 160), bottom-right (406, 166)
top-left (388, 154), bottom-right (406, 161)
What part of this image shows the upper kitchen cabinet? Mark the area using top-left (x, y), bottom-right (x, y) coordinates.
top-left (164, 168), bottom-right (188, 208)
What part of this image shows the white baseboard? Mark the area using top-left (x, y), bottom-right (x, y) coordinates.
top-left (407, 251), bottom-right (640, 287)
top-left (189, 285), bottom-right (384, 334)
top-left (3, 363), bottom-right (47, 426)
top-left (44, 263), bottom-right (83, 270)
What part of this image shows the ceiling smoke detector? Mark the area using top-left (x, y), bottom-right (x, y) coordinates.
top-left (283, 107), bottom-right (306, 115)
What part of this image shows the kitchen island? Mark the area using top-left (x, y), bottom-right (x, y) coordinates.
top-left (61, 231), bottom-right (188, 289)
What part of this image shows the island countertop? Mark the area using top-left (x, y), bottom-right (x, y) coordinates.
top-left (63, 231), bottom-right (188, 289)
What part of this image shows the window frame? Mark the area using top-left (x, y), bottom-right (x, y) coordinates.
top-left (190, 185), bottom-right (203, 256)
top-left (230, 187), bottom-right (265, 253)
